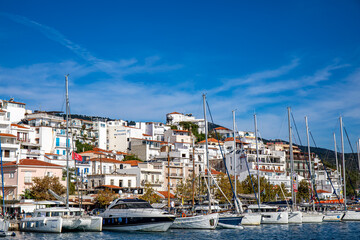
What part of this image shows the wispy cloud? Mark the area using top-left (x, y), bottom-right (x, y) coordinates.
top-left (0, 13), bottom-right (182, 78)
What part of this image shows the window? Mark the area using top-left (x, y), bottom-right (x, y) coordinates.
top-left (4, 150), bottom-right (10, 158)
top-left (9, 173), bottom-right (14, 179)
top-left (24, 172), bottom-right (32, 183)
top-left (110, 179), bottom-right (114, 185)
top-left (57, 150), bottom-right (60, 155)
top-left (63, 150), bottom-right (66, 155)
top-left (128, 180), bottom-right (131, 187)
top-left (119, 180), bottom-right (123, 187)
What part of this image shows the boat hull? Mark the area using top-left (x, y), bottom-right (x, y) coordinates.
top-left (260, 212), bottom-right (288, 224)
top-left (323, 212), bottom-right (344, 222)
top-left (20, 217), bottom-right (63, 233)
top-left (102, 216), bottom-right (174, 232)
top-left (171, 213), bottom-right (219, 229)
top-left (302, 212), bottom-right (323, 223)
top-left (62, 216), bottom-right (102, 232)
top-left (241, 213), bottom-right (262, 225)
top-left (288, 211), bottom-right (302, 224)
top-left (342, 211), bottom-right (360, 221)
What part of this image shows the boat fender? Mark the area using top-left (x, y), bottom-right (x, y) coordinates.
top-left (182, 213), bottom-right (186, 218)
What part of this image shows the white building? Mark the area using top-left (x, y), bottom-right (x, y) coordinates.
top-left (166, 112), bottom-right (205, 134)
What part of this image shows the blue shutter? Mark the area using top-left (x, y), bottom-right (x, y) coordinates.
top-left (56, 138), bottom-right (60, 147)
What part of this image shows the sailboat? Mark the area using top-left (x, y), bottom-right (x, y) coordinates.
top-left (20, 75), bottom-right (102, 232)
top-left (246, 113), bottom-right (289, 224)
top-left (339, 117), bottom-right (360, 221)
top-left (218, 111), bottom-right (261, 226)
top-left (170, 94), bottom-right (219, 229)
top-left (301, 116), bottom-right (323, 223)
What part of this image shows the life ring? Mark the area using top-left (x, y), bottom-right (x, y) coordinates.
top-left (182, 213), bottom-right (186, 218)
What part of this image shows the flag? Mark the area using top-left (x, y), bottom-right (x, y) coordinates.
top-left (72, 152), bottom-right (83, 161)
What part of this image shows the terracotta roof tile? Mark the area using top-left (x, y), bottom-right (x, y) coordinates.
top-left (11, 124), bottom-right (30, 129)
top-left (122, 160), bottom-right (142, 166)
top-left (3, 159), bottom-right (63, 167)
top-left (0, 133), bottom-right (16, 138)
top-left (156, 191), bottom-right (175, 199)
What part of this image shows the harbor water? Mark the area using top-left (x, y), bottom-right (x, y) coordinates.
top-left (11, 222), bottom-right (360, 240)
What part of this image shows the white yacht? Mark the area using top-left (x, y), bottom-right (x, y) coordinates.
top-left (247, 204), bottom-right (288, 224)
top-left (301, 212), bottom-right (324, 223)
top-left (20, 207), bottom-right (102, 233)
top-left (218, 212), bottom-right (261, 226)
top-left (171, 213), bottom-right (219, 229)
top-left (288, 211), bottom-right (302, 224)
top-left (100, 198), bottom-right (176, 232)
top-left (342, 211), bottom-right (360, 221)
top-left (323, 211), bottom-right (344, 222)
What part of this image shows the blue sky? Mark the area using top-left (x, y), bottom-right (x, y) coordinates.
top-left (0, 0), bottom-right (360, 151)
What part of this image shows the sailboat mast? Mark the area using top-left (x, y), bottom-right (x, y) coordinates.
top-left (287, 107), bottom-right (294, 211)
top-left (254, 114), bottom-right (260, 204)
top-left (339, 116), bottom-right (346, 210)
top-left (65, 74), bottom-right (70, 209)
top-left (357, 139), bottom-right (360, 172)
top-left (167, 139), bottom-right (170, 212)
top-left (202, 94), bottom-right (211, 213)
top-left (333, 133), bottom-right (341, 196)
top-left (305, 116), bottom-right (315, 211)
top-left (232, 110), bottom-right (239, 213)
top-left (192, 135), bottom-right (195, 209)
top-left (0, 137), bottom-right (5, 217)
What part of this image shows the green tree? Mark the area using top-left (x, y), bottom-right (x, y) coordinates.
top-left (140, 182), bottom-right (160, 204)
top-left (21, 189), bottom-right (33, 199)
top-left (123, 154), bottom-right (143, 161)
top-left (296, 180), bottom-right (311, 203)
top-left (215, 174), bottom-right (242, 204)
top-left (241, 176), bottom-right (290, 202)
top-left (75, 140), bottom-right (94, 153)
top-left (94, 189), bottom-right (118, 207)
top-left (30, 176), bottom-right (66, 200)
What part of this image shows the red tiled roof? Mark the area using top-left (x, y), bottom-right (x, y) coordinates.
top-left (45, 153), bottom-right (61, 156)
top-left (11, 124), bottom-right (30, 129)
top-left (173, 129), bottom-right (190, 133)
top-left (0, 109), bottom-right (6, 113)
top-left (205, 169), bottom-right (224, 175)
top-left (122, 160), bottom-right (142, 166)
top-left (0, 133), bottom-right (16, 138)
top-left (198, 138), bottom-right (223, 144)
top-left (4, 100), bottom-right (26, 105)
top-left (143, 134), bottom-right (152, 136)
top-left (156, 191), bottom-right (175, 199)
top-left (90, 158), bottom-right (122, 164)
top-left (168, 112), bottom-right (181, 115)
top-left (116, 151), bottom-right (129, 155)
top-left (80, 150), bottom-right (106, 155)
top-left (214, 127), bottom-right (231, 131)
top-left (224, 137), bottom-right (249, 144)
top-left (3, 159), bottom-right (62, 167)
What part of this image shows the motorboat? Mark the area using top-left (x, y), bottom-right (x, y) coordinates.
top-left (247, 204), bottom-right (288, 224)
top-left (100, 198), bottom-right (175, 232)
top-left (20, 207), bottom-right (102, 233)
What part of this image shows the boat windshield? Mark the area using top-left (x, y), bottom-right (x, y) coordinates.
top-left (111, 202), bottom-right (152, 209)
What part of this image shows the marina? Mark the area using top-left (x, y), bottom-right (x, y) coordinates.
top-left (6, 222), bottom-right (360, 240)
